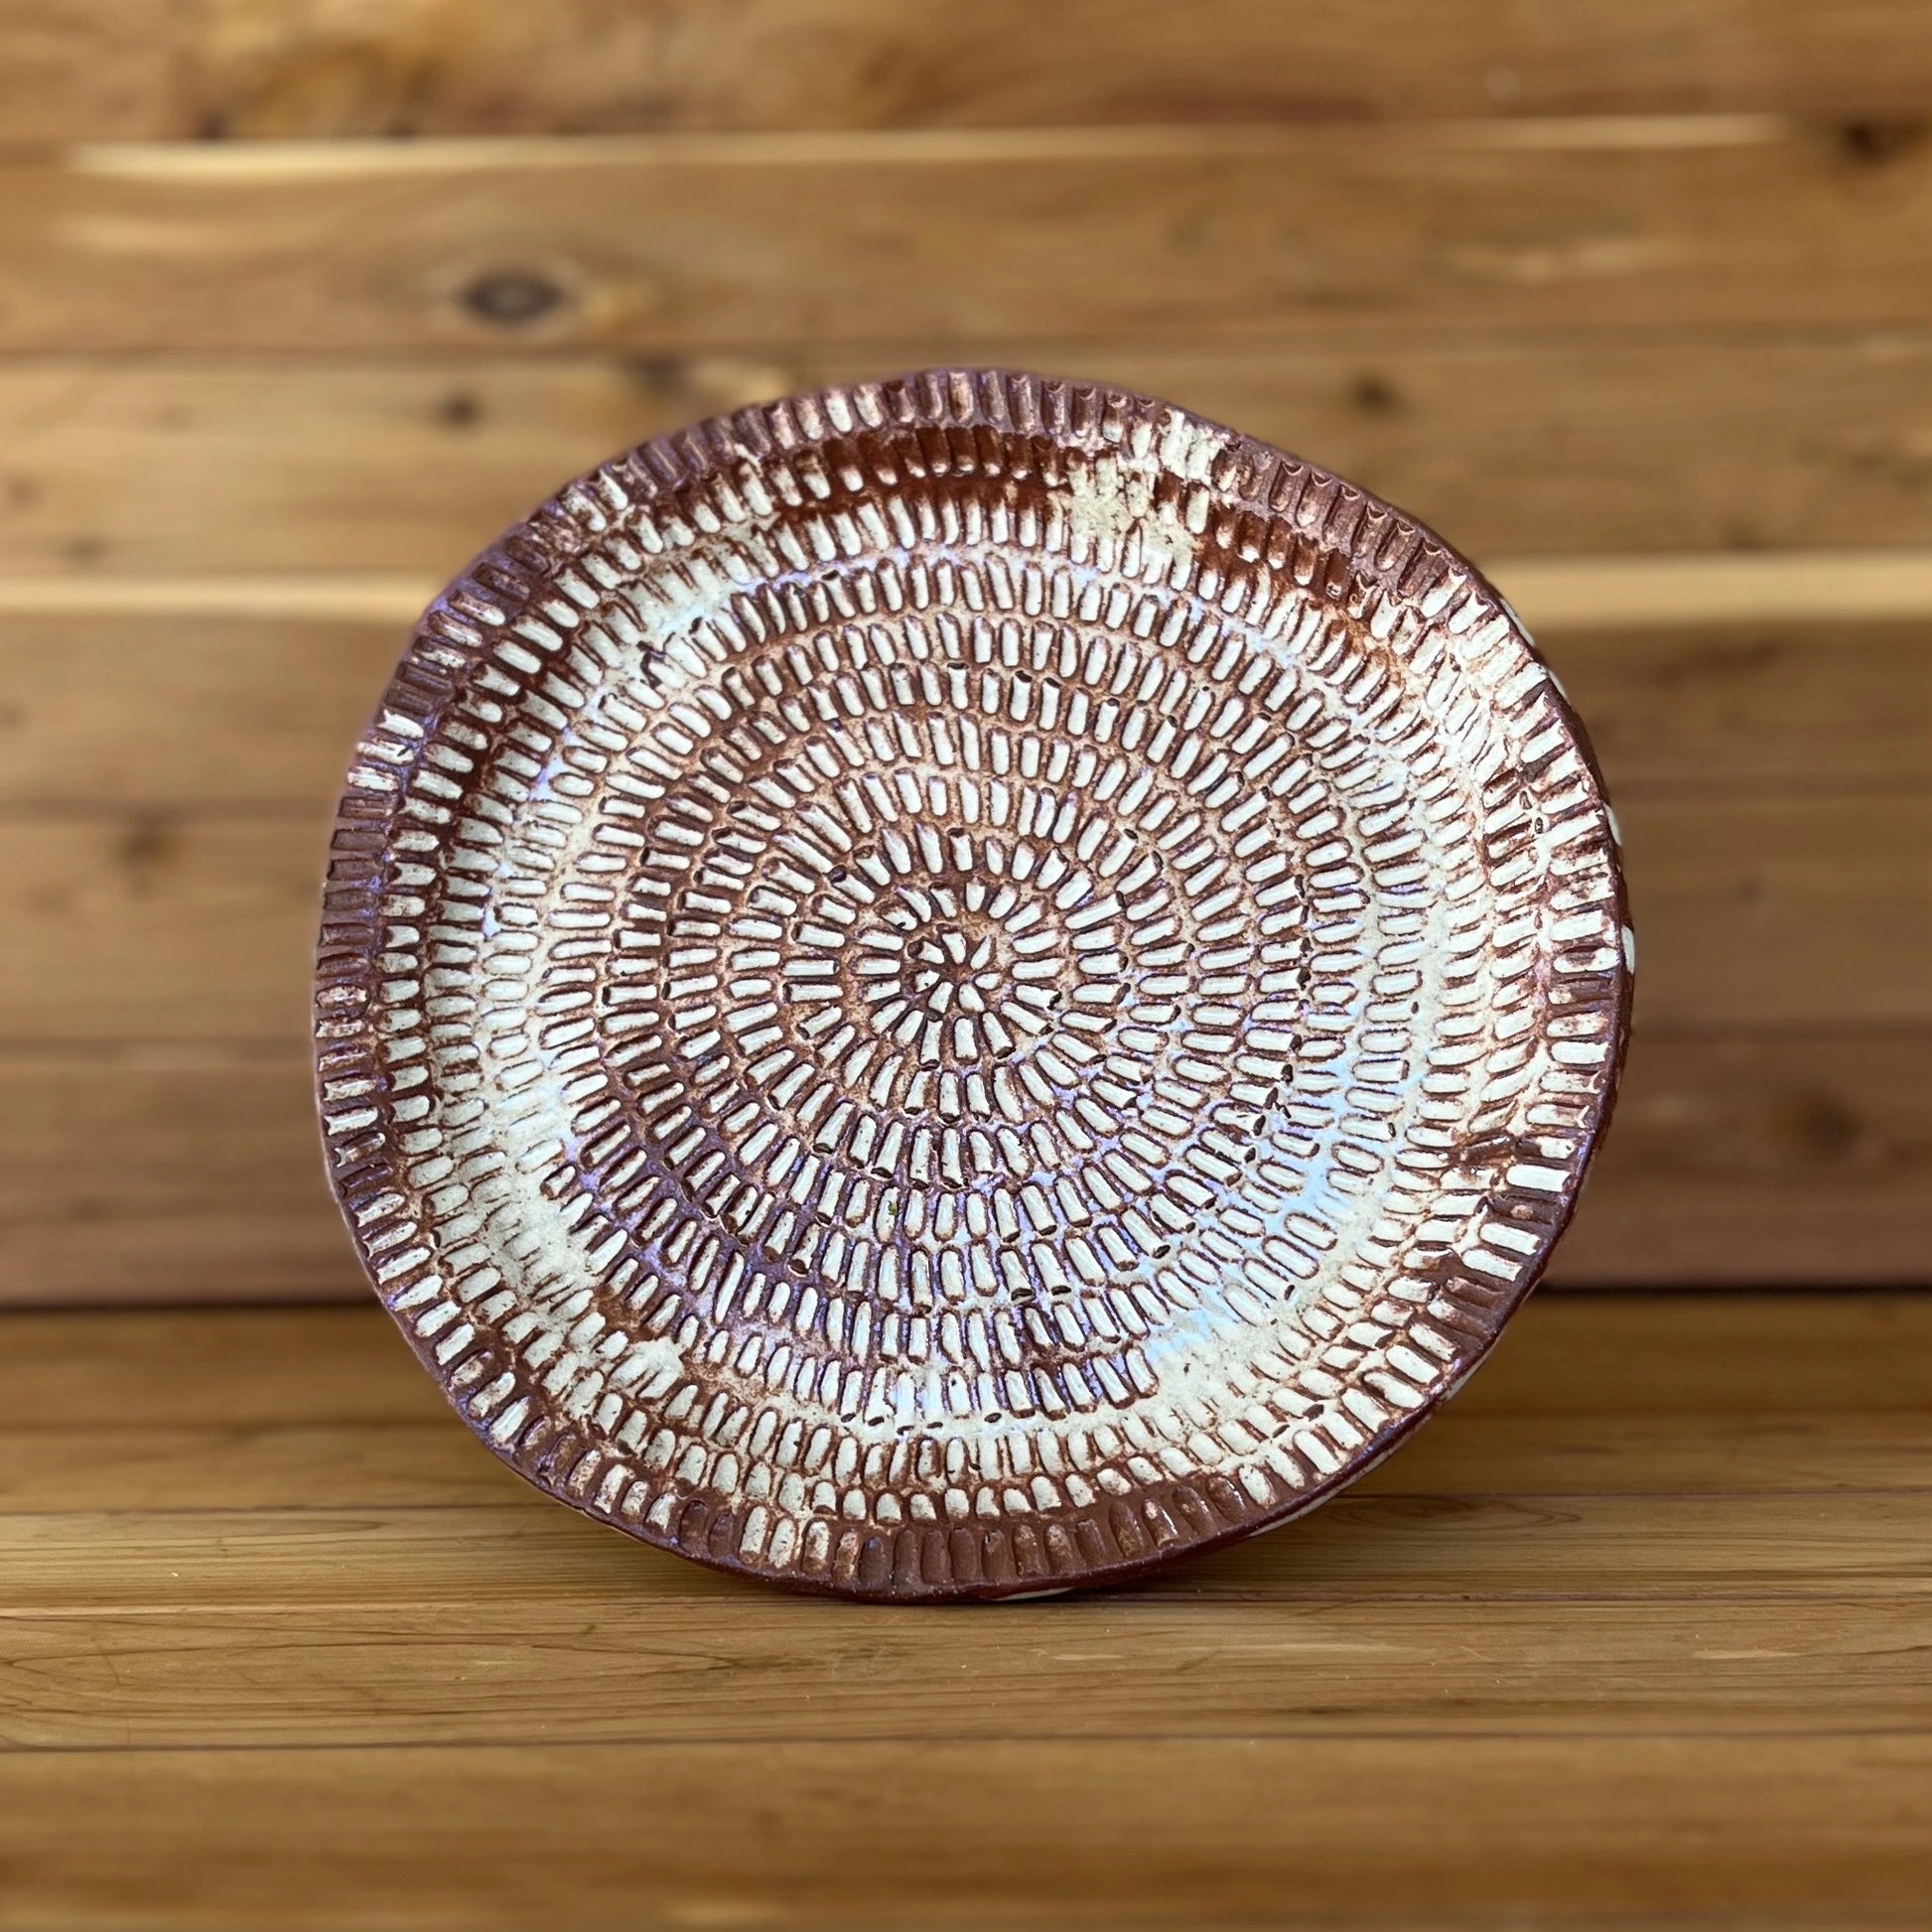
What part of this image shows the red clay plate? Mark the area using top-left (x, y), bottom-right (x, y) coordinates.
top-left (315, 369), bottom-right (1631, 1600)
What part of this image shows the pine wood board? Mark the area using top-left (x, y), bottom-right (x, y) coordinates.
top-left (10, 0), bottom-right (1932, 141)
top-left (12, 1490), bottom-right (1928, 1613)
top-left (0, 1732), bottom-right (1927, 1929)
top-left (5, 1026), bottom-right (1928, 1304)
top-left (5, 794), bottom-right (1924, 1048)
top-left (5, 123), bottom-right (1932, 354)
top-left (0, 1047), bottom-right (356, 1306)
top-left (3, 1297), bottom-right (1926, 1429)
top-left (5, 603), bottom-right (1929, 810)
top-left (17, 548), bottom-right (1932, 631)
top-left (3, 1596), bottom-right (1926, 1750)
top-left (1552, 1028), bottom-right (1932, 1286)
top-left (1, 1408), bottom-right (1923, 1516)
top-left (5, 336), bottom-right (1932, 572)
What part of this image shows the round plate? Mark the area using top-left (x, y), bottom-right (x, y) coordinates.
top-left (316, 368), bottom-right (1631, 1600)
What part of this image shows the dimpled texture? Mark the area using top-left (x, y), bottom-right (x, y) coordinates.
top-left (316, 368), bottom-right (1631, 1600)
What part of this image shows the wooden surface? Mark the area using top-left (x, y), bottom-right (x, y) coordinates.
top-left (13, 0), bottom-right (1932, 139)
top-left (1, 11), bottom-right (1929, 1303)
top-left (9, 126), bottom-right (1932, 352)
top-left (0, 1292), bottom-right (1926, 1927)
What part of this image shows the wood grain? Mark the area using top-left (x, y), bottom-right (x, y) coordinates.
top-left (10, 1490), bottom-right (1930, 1609)
top-left (8, 0), bottom-right (1932, 141)
top-left (0, 816), bottom-right (325, 1044)
top-left (1552, 1027), bottom-right (1932, 1285)
top-left (4, 1406), bottom-right (1923, 1514)
top-left (3, 1597), bottom-right (1926, 1748)
top-left (6, 608), bottom-right (1927, 810)
top-left (5, 1293), bottom-right (1923, 1924)
top-left (1618, 794), bottom-right (1932, 1027)
top-left (2, 1733), bottom-right (1926, 1929)
top-left (6, 337), bottom-right (1932, 572)
top-left (5, 123), bottom-right (1932, 354)
top-left (0, 1050), bottom-right (353, 1304)
top-left (3, 1296), bottom-right (1924, 1429)
top-left (6, 795), bottom-right (1922, 1046)
top-left (5, 1028), bottom-right (1927, 1303)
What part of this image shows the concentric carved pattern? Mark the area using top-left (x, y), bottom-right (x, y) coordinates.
top-left (317, 370), bottom-right (1631, 1599)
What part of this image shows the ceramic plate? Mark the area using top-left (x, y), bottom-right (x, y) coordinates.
top-left (316, 369), bottom-right (1631, 1599)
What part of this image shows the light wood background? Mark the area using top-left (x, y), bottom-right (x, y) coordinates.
top-left (3, 1), bottom-right (1929, 1304)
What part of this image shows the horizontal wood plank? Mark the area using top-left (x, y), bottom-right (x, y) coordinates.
top-left (4, 1028), bottom-right (1928, 1303)
top-left (0, 815), bottom-right (327, 1044)
top-left (0, 1049), bottom-right (354, 1304)
top-left (6, 337), bottom-right (1932, 572)
top-left (1555, 1029), bottom-right (1932, 1284)
top-left (4, 123), bottom-right (1932, 353)
top-left (6, 607), bottom-right (1926, 811)
top-left (2, 1733), bottom-right (1927, 1929)
top-left (3, 1597), bottom-right (1925, 1749)
top-left (17, 549), bottom-right (1932, 630)
top-left (8, 1), bottom-right (1932, 142)
top-left (1556, 619), bottom-right (1932, 793)
top-left (4, 1492), bottom-right (1928, 1611)
top-left (2, 1407), bottom-right (1923, 1515)
top-left (4, 1295), bottom-right (1926, 1430)
top-left (1617, 794), bottom-right (1931, 1027)
top-left (5, 795), bottom-right (1923, 1046)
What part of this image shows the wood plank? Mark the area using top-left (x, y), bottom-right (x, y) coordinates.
top-left (5, 1026), bottom-right (1928, 1305)
top-left (6, 337), bottom-right (1932, 572)
top-left (2, 1296), bottom-right (1926, 1431)
top-left (1501, 550), bottom-right (1932, 629)
top-left (0, 1306), bottom-right (436, 1430)
top-left (5, 123), bottom-right (1932, 354)
top-left (1550, 620), bottom-right (1932, 792)
top-left (5, 606), bottom-right (1926, 811)
top-left (5, 794), bottom-right (1924, 1046)
top-left (19, 549), bottom-right (1932, 630)
top-left (8, 1), bottom-right (1932, 142)
top-left (1470, 1291), bottom-right (1932, 1416)
top-left (1, 1407), bottom-right (1922, 1516)
top-left (0, 616), bottom-right (393, 809)
top-left (1619, 794), bottom-right (1932, 1028)
top-left (0, 816), bottom-right (326, 1045)
top-left (0, 1419), bottom-right (504, 1512)
top-left (3, 1597), bottom-right (1925, 1749)
top-left (1556, 1028), bottom-right (1932, 1285)
top-left (1, 1492), bottom-right (1927, 1611)
top-left (1, 1734), bottom-right (1926, 1929)
top-left (0, 1049), bottom-right (354, 1306)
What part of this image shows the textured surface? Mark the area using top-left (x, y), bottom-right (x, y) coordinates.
top-left (5, 120), bottom-right (1929, 1309)
top-left (0, 1294), bottom-right (1928, 1928)
top-left (16, 0), bottom-right (1932, 139)
top-left (11, 125), bottom-right (1932, 354)
top-left (316, 369), bottom-right (1630, 1597)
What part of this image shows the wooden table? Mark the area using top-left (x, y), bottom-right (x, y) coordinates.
top-left (2, 1291), bottom-right (1925, 1928)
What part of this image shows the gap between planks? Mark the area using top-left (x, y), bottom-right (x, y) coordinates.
top-left (5, 549), bottom-right (1932, 629)
top-left (63, 117), bottom-right (1801, 179)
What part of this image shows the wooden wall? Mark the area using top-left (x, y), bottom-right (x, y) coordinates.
top-left (2, 2), bottom-right (1928, 1303)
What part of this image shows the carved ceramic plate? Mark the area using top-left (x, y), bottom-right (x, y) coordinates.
top-left (317, 369), bottom-right (1630, 1600)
